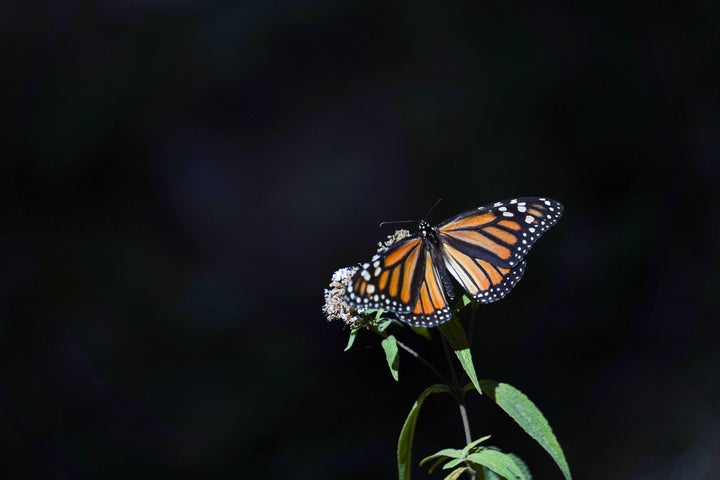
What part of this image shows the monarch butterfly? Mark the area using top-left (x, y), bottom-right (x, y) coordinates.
top-left (345, 197), bottom-right (563, 327)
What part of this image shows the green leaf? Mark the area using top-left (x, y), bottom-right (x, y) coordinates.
top-left (467, 449), bottom-right (527, 480)
top-left (420, 448), bottom-right (464, 465)
top-left (462, 435), bottom-right (492, 455)
top-left (480, 467), bottom-right (503, 480)
top-left (444, 466), bottom-right (469, 480)
top-left (411, 326), bottom-right (433, 340)
top-left (422, 456), bottom-right (447, 474)
top-left (479, 380), bottom-right (572, 480)
top-left (377, 318), bottom-right (393, 331)
top-left (381, 335), bottom-right (399, 381)
top-left (507, 453), bottom-right (532, 480)
top-left (373, 309), bottom-right (394, 332)
top-left (443, 458), bottom-right (464, 470)
top-left (344, 328), bottom-right (358, 351)
top-left (421, 436), bottom-right (492, 474)
top-left (398, 384), bottom-right (453, 480)
top-left (438, 317), bottom-right (482, 395)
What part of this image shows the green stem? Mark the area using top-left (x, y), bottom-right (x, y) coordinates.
top-left (442, 336), bottom-right (477, 480)
top-left (372, 328), bottom-right (450, 385)
top-left (458, 401), bottom-right (472, 445)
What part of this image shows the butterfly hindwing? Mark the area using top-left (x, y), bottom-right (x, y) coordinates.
top-left (442, 245), bottom-right (527, 304)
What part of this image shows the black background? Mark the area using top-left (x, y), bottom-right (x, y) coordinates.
top-left (3, 1), bottom-right (719, 479)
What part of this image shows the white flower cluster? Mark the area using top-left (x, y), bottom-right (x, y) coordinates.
top-left (322, 266), bottom-right (361, 326)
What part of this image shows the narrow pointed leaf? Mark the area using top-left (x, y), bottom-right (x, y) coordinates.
top-left (398, 384), bottom-right (452, 480)
top-left (479, 380), bottom-right (572, 480)
top-left (411, 326), bottom-right (433, 339)
top-left (444, 466), bottom-right (469, 480)
top-left (381, 335), bottom-right (399, 381)
top-left (344, 329), bottom-right (357, 351)
top-left (466, 449), bottom-right (527, 479)
top-left (376, 314), bottom-right (393, 332)
top-left (508, 453), bottom-right (532, 480)
top-left (480, 467), bottom-right (503, 480)
top-left (423, 456), bottom-right (447, 474)
top-left (462, 435), bottom-right (492, 456)
top-left (438, 317), bottom-right (482, 394)
top-left (420, 448), bottom-right (464, 465)
top-left (443, 458), bottom-right (464, 470)
top-left (377, 319), bottom-right (393, 331)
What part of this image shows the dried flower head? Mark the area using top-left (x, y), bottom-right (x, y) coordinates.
top-left (324, 230), bottom-right (411, 328)
top-left (323, 266), bottom-right (362, 326)
top-left (377, 229), bottom-right (411, 252)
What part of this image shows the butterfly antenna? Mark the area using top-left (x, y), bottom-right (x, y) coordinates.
top-left (379, 219), bottom-right (415, 228)
top-left (425, 198), bottom-right (443, 218)
top-left (379, 198), bottom-right (443, 227)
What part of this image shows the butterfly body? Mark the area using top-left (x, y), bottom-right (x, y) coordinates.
top-left (346, 197), bottom-right (563, 327)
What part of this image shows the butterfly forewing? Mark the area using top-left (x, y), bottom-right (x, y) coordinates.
top-left (346, 237), bottom-right (452, 327)
top-left (438, 197), bottom-right (564, 269)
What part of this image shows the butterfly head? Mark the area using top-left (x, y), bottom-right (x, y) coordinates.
top-left (417, 219), bottom-right (440, 246)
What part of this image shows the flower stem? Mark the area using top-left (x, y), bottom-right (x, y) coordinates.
top-left (372, 328), bottom-right (450, 385)
top-left (442, 335), bottom-right (476, 480)
top-left (458, 400), bottom-right (472, 444)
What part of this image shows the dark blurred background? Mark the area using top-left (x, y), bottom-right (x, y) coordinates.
top-left (3, 1), bottom-right (719, 479)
